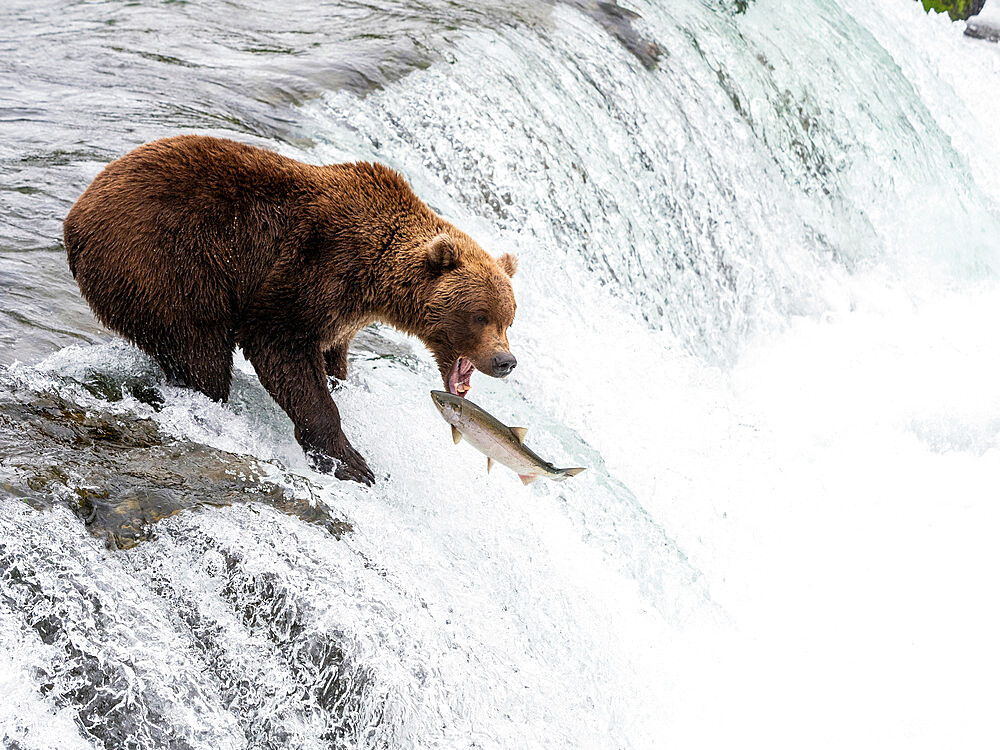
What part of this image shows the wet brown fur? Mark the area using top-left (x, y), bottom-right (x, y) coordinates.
top-left (64, 135), bottom-right (517, 484)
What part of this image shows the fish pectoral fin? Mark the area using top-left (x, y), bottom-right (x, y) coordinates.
top-left (519, 474), bottom-right (539, 486)
top-left (451, 426), bottom-right (462, 444)
top-left (510, 427), bottom-right (528, 444)
top-left (558, 467), bottom-right (586, 479)
top-left (487, 456), bottom-right (493, 473)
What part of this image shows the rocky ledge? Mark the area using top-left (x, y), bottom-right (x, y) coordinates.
top-left (965, 18), bottom-right (1000, 41)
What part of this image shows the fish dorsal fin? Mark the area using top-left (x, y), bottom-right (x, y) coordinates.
top-left (487, 456), bottom-right (493, 473)
top-left (510, 427), bottom-right (528, 444)
top-left (519, 474), bottom-right (539, 485)
top-left (451, 425), bottom-right (462, 444)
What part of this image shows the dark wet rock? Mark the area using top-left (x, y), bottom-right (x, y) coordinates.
top-left (722, 0), bottom-right (754, 14)
top-left (565, 0), bottom-right (664, 69)
top-left (965, 18), bottom-right (1000, 41)
top-left (0, 378), bottom-right (351, 549)
top-left (76, 368), bottom-right (166, 409)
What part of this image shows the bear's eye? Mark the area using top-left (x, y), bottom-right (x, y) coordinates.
top-left (475, 314), bottom-right (489, 325)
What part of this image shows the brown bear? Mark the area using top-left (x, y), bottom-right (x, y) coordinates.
top-left (64, 135), bottom-right (518, 485)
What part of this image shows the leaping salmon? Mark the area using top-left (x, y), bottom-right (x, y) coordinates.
top-left (430, 390), bottom-right (585, 485)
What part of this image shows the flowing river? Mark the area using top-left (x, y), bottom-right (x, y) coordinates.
top-left (2, 0), bottom-right (999, 747)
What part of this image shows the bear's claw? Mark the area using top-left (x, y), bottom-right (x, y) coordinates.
top-left (307, 445), bottom-right (375, 486)
top-left (335, 444), bottom-right (375, 486)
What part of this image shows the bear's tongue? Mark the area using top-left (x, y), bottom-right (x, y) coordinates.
top-left (447, 357), bottom-right (474, 397)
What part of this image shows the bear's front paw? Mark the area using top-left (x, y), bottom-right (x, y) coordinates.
top-left (307, 444), bottom-right (375, 486)
top-left (334, 443), bottom-right (376, 486)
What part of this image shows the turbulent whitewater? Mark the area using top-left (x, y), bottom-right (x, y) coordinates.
top-left (1, 0), bottom-right (999, 747)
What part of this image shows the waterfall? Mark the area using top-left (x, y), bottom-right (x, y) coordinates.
top-left (2, 0), bottom-right (998, 747)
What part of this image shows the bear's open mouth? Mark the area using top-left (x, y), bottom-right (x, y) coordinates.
top-left (447, 357), bottom-right (474, 397)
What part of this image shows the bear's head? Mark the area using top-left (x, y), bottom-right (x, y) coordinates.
top-left (421, 233), bottom-right (518, 398)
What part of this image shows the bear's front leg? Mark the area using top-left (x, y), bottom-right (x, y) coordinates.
top-left (242, 333), bottom-right (374, 485)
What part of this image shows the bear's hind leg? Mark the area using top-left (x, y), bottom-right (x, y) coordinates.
top-left (145, 327), bottom-right (235, 403)
top-left (324, 344), bottom-right (348, 381)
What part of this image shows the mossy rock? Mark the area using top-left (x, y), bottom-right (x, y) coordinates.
top-left (920, 0), bottom-right (985, 21)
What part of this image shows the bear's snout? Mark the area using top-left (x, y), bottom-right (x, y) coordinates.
top-left (490, 351), bottom-right (517, 377)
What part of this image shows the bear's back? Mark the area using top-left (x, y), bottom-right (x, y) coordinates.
top-left (64, 136), bottom-right (320, 331)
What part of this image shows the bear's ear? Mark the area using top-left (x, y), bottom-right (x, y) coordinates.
top-left (425, 234), bottom-right (460, 275)
top-left (498, 253), bottom-right (518, 277)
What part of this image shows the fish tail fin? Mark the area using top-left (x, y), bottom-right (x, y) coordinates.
top-left (553, 467), bottom-right (586, 481)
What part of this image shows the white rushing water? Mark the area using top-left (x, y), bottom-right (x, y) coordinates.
top-left (3, 0), bottom-right (1000, 747)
